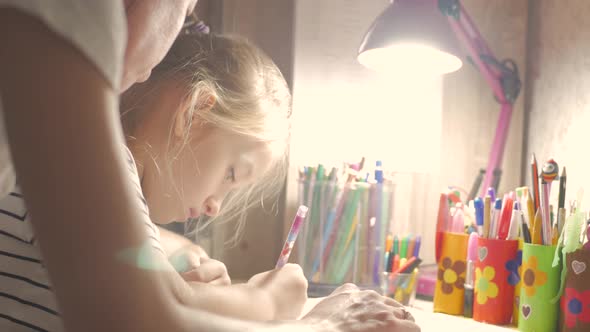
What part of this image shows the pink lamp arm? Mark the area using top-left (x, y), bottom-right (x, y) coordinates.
top-left (442, 1), bottom-right (517, 196)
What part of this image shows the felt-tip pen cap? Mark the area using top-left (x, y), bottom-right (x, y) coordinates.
top-left (494, 198), bottom-right (503, 210)
top-left (296, 205), bottom-right (309, 218)
top-left (474, 197), bottom-right (484, 226)
top-left (375, 160), bottom-right (383, 183)
top-left (487, 187), bottom-right (496, 202)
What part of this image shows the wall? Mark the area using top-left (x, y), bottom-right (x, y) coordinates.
top-left (288, 0), bottom-right (528, 265)
top-left (523, 0), bottom-right (590, 209)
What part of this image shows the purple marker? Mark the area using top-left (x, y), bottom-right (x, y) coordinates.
top-left (413, 235), bottom-right (422, 258)
top-left (487, 187), bottom-right (496, 202)
top-left (276, 206), bottom-right (309, 268)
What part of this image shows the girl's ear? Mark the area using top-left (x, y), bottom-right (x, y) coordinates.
top-left (173, 93), bottom-right (216, 139)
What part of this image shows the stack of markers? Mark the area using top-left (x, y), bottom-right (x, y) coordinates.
top-left (383, 234), bottom-right (422, 274)
top-left (297, 159), bottom-right (395, 293)
top-left (382, 234), bottom-right (422, 305)
top-left (435, 156), bottom-right (566, 246)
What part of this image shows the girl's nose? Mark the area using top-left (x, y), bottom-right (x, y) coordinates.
top-left (203, 197), bottom-right (221, 217)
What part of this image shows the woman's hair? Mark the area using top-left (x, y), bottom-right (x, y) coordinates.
top-left (122, 33), bottom-right (292, 242)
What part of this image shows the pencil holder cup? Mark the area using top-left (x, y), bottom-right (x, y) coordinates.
top-left (517, 244), bottom-right (560, 332)
top-left (296, 179), bottom-right (395, 297)
top-left (382, 270), bottom-right (418, 306)
top-left (513, 239), bottom-right (524, 326)
top-left (473, 237), bottom-right (518, 325)
top-left (559, 249), bottom-right (590, 332)
top-left (433, 232), bottom-right (468, 315)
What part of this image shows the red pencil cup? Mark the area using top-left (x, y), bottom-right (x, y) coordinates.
top-left (473, 237), bottom-right (519, 325)
top-left (433, 232), bottom-right (468, 315)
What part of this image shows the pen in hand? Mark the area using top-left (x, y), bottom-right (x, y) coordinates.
top-left (276, 205), bottom-right (309, 268)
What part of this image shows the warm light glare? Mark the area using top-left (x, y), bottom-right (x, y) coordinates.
top-left (290, 76), bottom-right (442, 174)
top-left (358, 43), bottom-right (463, 76)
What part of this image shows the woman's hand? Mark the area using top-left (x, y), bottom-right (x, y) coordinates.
top-left (247, 263), bottom-right (308, 320)
top-left (301, 284), bottom-right (420, 332)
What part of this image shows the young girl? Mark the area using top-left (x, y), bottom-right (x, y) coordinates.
top-left (120, 32), bottom-right (310, 320)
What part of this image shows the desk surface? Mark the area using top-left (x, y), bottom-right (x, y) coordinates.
top-left (303, 298), bottom-right (515, 331)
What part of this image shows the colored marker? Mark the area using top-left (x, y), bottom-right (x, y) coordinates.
top-left (531, 210), bottom-right (543, 245)
top-left (400, 237), bottom-right (409, 259)
top-left (483, 196), bottom-right (491, 238)
top-left (490, 198), bottom-right (502, 239)
top-left (276, 205), bottom-right (308, 268)
top-left (406, 237), bottom-right (416, 259)
top-left (397, 257), bottom-right (422, 274)
top-left (392, 254), bottom-right (400, 273)
top-left (487, 187), bottom-right (496, 203)
top-left (498, 194), bottom-right (514, 240)
top-left (506, 202), bottom-right (521, 240)
top-left (413, 235), bottom-right (422, 258)
top-left (474, 197), bottom-right (484, 236)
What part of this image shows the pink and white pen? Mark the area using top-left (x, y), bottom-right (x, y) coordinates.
top-left (276, 205), bottom-right (309, 268)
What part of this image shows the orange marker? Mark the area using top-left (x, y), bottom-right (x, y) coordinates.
top-left (385, 234), bottom-right (393, 253)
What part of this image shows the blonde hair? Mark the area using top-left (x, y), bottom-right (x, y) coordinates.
top-left (123, 34), bottom-right (292, 242)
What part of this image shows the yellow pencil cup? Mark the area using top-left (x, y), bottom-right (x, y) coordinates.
top-left (433, 232), bottom-right (469, 315)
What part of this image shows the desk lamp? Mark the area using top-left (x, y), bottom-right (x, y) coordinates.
top-left (358, 0), bottom-right (521, 200)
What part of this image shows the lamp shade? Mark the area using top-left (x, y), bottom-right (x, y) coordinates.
top-left (358, 0), bottom-right (463, 75)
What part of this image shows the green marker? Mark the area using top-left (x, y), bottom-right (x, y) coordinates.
top-left (400, 236), bottom-right (409, 259)
top-left (392, 236), bottom-right (399, 256)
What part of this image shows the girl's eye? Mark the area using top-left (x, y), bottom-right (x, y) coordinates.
top-left (224, 167), bottom-right (236, 183)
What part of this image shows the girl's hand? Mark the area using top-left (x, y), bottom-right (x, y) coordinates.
top-left (169, 245), bottom-right (231, 286)
top-left (301, 284), bottom-right (420, 332)
top-left (247, 263), bottom-right (308, 320)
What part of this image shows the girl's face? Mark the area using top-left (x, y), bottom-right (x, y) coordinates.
top-left (149, 127), bottom-right (274, 224)
top-left (129, 80), bottom-right (275, 224)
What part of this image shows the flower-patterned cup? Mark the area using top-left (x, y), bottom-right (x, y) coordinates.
top-left (473, 237), bottom-right (518, 325)
top-left (560, 249), bottom-right (590, 332)
top-left (512, 239), bottom-right (523, 326)
top-left (518, 244), bottom-right (560, 332)
top-left (433, 232), bottom-right (468, 315)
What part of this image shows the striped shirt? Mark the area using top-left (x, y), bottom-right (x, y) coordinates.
top-left (0, 146), bottom-right (162, 331)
